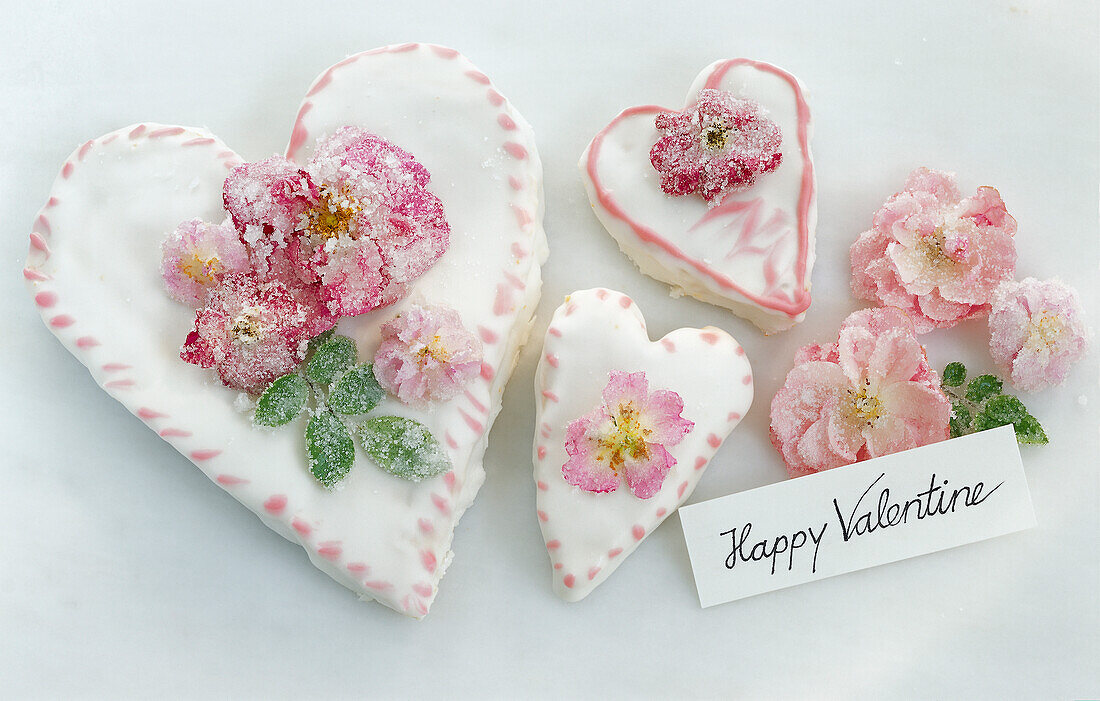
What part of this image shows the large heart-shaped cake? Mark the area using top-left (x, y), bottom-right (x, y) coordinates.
top-left (533, 289), bottom-right (753, 601)
top-left (22, 43), bottom-right (546, 618)
top-left (580, 59), bottom-right (816, 333)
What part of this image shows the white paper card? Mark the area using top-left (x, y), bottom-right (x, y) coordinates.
top-left (680, 425), bottom-right (1036, 608)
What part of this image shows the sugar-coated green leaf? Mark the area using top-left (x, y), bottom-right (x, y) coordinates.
top-left (942, 362), bottom-right (967, 388)
top-left (306, 410), bottom-right (355, 488)
top-left (305, 335), bottom-right (357, 385)
top-left (329, 363), bottom-right (384, 415)
top-left (360, 416), bottom-right (451, 482)
top-left (973, 394), bottom-right (1048, 445)
top-left (965, 374), bottom-right (1003, 403)
top-left (254, 374), bottom-right (309, 427)
top-left (1014, 413), bottom-right (1049, 445)
top-left (949, 402), bottom-right (972, 439)
top-left (306, 328), bottom-right (336, 355)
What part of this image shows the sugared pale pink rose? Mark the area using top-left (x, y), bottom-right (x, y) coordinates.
top-left (562, 370), bottom-right (694, 499)
top-left (160, 218), bottom-right (250, 307)
top-left (180, 272), bottom-right (334, 393)
top-left (373, 304), bottom-right (482, 406)
top-left (770, 307), bottom-right (951, 478)
top-left (989, 277), bottom-right (1090, 392)
top-left (850, 168), bottom-right (1017, 333)
top-left (650, 89), bottom-right (783, 204)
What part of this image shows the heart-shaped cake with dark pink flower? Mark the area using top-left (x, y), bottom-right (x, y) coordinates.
top-left (580, 59), bottom-right (817, 334)
top-left (23, 43), bottom-right (546, 618)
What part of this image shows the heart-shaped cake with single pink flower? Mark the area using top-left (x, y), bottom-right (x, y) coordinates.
top-left (580, 59), bottom-right (817, 334)
top-left (23, 43), bottom-right (546, 619)
top-left (533, 289), bottom-right (753, 601)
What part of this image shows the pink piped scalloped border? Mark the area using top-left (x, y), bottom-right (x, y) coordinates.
top-left (23, 42), bottom-right (543, 619)
top-left (535, 290), bottom-right (751, 593)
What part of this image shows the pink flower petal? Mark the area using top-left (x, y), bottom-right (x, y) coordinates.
top-left (623, 444), bottom-right (674, 499)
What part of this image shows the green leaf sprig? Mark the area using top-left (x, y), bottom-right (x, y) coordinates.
top-left (252, 333), bottom-right (451, 488)
top-left (940, 362), bottom-right (1048, 445)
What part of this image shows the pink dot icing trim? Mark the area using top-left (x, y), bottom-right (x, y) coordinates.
top-left (503, 142), bottom-right (527, 160)
top-left (264, 495), bottom-right (287, 515)
top-left (421, 550), bottom-right (437, 574)
top-left (632, 525), bottom-right (645, 541)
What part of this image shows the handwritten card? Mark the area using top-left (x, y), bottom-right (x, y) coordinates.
top-left (679, 425), bottom-right (1036, 608)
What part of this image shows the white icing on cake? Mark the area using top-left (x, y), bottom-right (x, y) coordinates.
top-left (23, 44), bottom-right (546, 619)
top-left (533, 289), bottom-right (753, 601)
top-left (580, 59), bottom-right (817, 334)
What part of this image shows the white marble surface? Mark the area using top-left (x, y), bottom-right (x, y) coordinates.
top-left (2, 1), bottom-right (1097, 698)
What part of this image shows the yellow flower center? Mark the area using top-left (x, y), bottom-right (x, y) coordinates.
top-left (178, 254), bottom-right (220, 284)
top-left (917, 226), bottom-right (955, 271)
top-left (308, 185), bottom-right (358, 239)
top-left (846, 384), bottom-right (883, 427)
top-left (700, 122), bottom-right (730, 152)
top-left (416, 335), bottom-right (452, 366)
top-left (594, 401), bottom-right (652, 474)
top-left (230, 309), bottom-right (264, 346)
top-left (1025, 311), bottom-right (1065, 351)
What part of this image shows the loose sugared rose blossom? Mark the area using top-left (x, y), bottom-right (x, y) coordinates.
top-left (562, 371), bottom-right (694, 499)
top-left (989, 277), bottom-right (1090, 392)
top-left (282, 127), bottom-right (451, 317)
top-left (373, 304), bottom-right (482, 406)
top-left (180, 272), bottom-right (334, 393)
top-left (160, 218), bottom-right (249, 306)
top-left (770, 307), bottom-right (951, 478)
top-left (650, 89), bottom-right (783, 203)
top-left (850, 168), bottom-right (1017, 333)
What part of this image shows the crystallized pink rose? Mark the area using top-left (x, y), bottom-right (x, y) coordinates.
top-left (650, 88), bottom-right (783, 203)
top-left (373, 304), bottom-right (482, 406)
top-left (770, 307), bottom-right (950, 478)
top-left (989, 277), bottom-right (1090, 392)
top-left (286, 127), bottom-right (450, 317)
top-left (160, 218), bottom-right (250, 306)
top-left (562, 371), bottom-right (694, 499)
top-left (850, 168), bottom-right (1017, 333)
top-left (180, 272), bottom-right (335, 393)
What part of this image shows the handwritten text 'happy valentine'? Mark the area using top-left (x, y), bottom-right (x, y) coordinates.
top-left (720, 472), bottom-right (1003, 577)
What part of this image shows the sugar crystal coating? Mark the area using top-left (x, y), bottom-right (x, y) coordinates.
top-left (988, 277), bottom-right (1090, 392)
top-left (222, 157), bottom-right (320, 277)
top-left (769, 307), bottom-right (951, 478)
top-left (650, 89), bottom-right (783, 203)
top-left (360, 415), bottom-right (450, 482)
top-left (850, 168), bottom-right (1017, 333)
